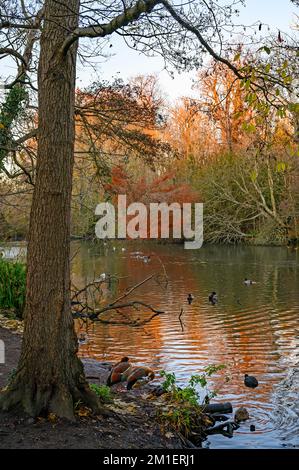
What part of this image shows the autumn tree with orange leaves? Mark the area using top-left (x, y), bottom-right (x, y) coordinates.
top-left (104, 164), bottom-right (199, 240)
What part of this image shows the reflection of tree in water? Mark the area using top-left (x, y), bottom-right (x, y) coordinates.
top-left (72, 242), bottom-right (299, 422)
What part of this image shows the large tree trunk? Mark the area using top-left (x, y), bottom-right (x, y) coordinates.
top-left (0, 0), bottom-right (98, 419)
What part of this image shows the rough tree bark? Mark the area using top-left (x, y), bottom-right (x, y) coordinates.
top-left (0, 0), bottom-right (99, 419)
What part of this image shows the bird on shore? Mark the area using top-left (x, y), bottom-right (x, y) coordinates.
top-left (187, 293), bottom-right (194, 305)
top-left (125, 366), bottom-right (155, 390)
top-left (106, 357), bottom-right (131, 386)
top-left (244, 374), bottom-right (259, 388)
top-left (209, 292), bottom-right (218, 305)
top-left (142, 255), bottom-right (151, 263)
top-left (98, 273), bottom-right (107, 281)
top-left (244, 278), bottom-right (256, 285)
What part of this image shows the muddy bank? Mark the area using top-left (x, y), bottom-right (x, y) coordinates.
top-left (0, 327), bottom-right (184, 449)
top-left (1, 326), bottom-right (245, 449)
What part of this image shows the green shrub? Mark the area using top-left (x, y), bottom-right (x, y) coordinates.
top-left (160, 364), bottom-right (226, 406)
top-left (159, 365), bottom-right (227, 438)
top-left (0, 258), bottom-right (26, 319)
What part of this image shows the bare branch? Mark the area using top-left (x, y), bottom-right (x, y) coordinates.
top-left (178, 308), bottom-right (184, 332)
top-left (0, 20), bottom-right (40, 30)
top-left (89, 300), bottom-right (164, 320)
top-left (160, 0), bottom-right (242, 79)
top-left (0, 47), bottom-right (27, 66)
top-left (61, 0), bottom-right (162, 54)
top-left (93, 310), bottom-right (162, 326)
top-left (108, 274), bottom-right (155, 306)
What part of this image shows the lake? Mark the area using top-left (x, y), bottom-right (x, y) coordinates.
top-left (2, 240), bottom-right (299, 448)
top-left (71, 241), bottom-right (299, 449)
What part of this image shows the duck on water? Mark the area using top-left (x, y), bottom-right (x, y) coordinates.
top-left (244, 374), bottom-right (259, 388)
top-left (209, 292), bottom-right (218, 305)
top-left (243, 278), bottom-right (257, 286)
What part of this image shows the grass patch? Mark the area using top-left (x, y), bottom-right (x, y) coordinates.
top-left (0, 257), bottom-right (26, 319)
top-left (89, 383), bottom-right (112, 403)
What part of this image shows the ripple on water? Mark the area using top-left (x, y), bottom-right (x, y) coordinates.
top-left (73, 242), bottom-right (299, 448)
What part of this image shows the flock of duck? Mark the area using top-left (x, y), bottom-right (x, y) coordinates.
top-left (104, 244), bottom-right (152, 263)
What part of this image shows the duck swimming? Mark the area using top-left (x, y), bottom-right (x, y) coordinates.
top-left (209, 292), bottom-right (218, 305)
top-left (78, 332), bottom-right (88, 345)
top-left (130, 251), bottom-right (143, 257)
top-left (244, 373), bottom-right (258, 388)
top-left (187, 293), bottom-right (194, 305)
top-left (244, 278), bottom-right (256, 285)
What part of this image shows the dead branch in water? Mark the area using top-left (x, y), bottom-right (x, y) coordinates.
top-left (89, 301), bottom-right (164, 320)
top-left (154, 255), bottom-right (169, 288)
top-left (108, 274), bottom-right (154, 306)
top-left (178, 308), bottom-right (185, 332)
top-left (93, 311), bottom-right (162, 327)
top-left (72, 273), bottom-right (165, 326)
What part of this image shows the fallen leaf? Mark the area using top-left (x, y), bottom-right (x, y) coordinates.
top-left (47, 413), bottom-right (57, 423)
top-left (77, 406), bottom-right (92, 417)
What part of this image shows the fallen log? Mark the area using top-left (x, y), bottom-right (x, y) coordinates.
top-left (200, 402), bottom-right (233, 414)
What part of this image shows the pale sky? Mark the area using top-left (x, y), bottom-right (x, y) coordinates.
top-left (0, 1), bottom-right (298, 103)
top-left (76, 0), bottom-right (298, 102)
